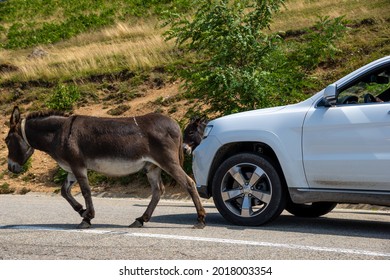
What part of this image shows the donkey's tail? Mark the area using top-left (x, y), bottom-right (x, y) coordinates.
top-left (179, 134), bottom-right (185, 167)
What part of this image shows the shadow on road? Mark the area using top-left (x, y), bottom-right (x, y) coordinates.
top-left (149, 211), bottom-right (389, 240)
top-left (0, 209), bottom-right (388, 240)
top-left (0, 223), bottom-right (128, 231)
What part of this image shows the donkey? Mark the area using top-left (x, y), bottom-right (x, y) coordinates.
top-left (5, 106), bottom-right (206, 229)
top-left (182, 116), bottom-right (208, 155)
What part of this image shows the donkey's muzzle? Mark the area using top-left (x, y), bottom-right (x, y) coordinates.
top-left (8, 159), bottom-right (23, 174)
top-left (182, 143), bottom-right (193, 155)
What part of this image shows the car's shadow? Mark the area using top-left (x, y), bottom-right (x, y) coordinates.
top-left (129, 202), bottom-right (389, 239)
top-left (149, 211), bottom-right (390, 240)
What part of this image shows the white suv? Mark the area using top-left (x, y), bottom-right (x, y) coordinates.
top-left (192, 56), bottom-right (390, 226)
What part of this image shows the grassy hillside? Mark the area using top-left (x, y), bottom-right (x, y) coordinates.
top-left (0, 1), bottom-right (389, 102)
top-left (0, 0), bottom-right (389, 196)
top-left (272, 0), bottom-right (390, 80)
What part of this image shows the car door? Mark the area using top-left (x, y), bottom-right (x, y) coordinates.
top-left (302, 66), bottom-right (390, 191)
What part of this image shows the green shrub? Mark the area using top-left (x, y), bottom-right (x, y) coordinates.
top-left (46, 84), bottom-right (81, 111)
top-left (88, 171), bottom-right (109, 185)
top-left (163, 0), bottom-right (293, 115)
top-left (0, 183), bottom-right (15, 194)
top-left (20, 158), bottom-right (32, 174)
top-left (53, 167), bottom-right (68, 185)
top-left (163, 0), bottom-right (346, 116)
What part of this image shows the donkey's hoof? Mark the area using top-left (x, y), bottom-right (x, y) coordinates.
top-left (192, 222), bottom-right (205, 229)
top-left (129, 219), bottom-right (144, 228)
top-left (77, 220), bottom-right (91, 229)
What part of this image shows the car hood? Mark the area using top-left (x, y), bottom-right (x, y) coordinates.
top-left (208, 105), bottom-right (289, 130)
top-left (214, 105), bottom-right (287, 121)
top-left (206, 98), bottom-right (314, 142)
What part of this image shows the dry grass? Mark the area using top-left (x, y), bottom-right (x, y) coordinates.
top-left (271, 0), bottom-right (390, 31)
top-left (0, 0), bottom-right (389, 84)
top-left (0, 20), bottom-right (173, 82)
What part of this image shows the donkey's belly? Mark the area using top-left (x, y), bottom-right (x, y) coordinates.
top-left (87, 158), bottom-right (148, 176)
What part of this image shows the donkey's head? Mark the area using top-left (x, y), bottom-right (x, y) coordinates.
top-left (5, 106), bottom-right (34, 173)
top-left (183, 116), bottom-right (208, 155)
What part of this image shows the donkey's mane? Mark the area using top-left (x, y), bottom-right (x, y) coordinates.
top-left (26, 111), bottom-right (69, 120)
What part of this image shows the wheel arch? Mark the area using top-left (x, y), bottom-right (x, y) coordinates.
top-left (206, 142), bottom-right (289, 197)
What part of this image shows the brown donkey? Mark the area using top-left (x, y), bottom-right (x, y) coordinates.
top-left (5, 106), bottom-right (206, 229)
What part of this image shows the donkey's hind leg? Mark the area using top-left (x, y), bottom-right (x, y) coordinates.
top-left (164, 164), bottom-right (206, 229)
top-left (129, 164), bottom-right (164, 228)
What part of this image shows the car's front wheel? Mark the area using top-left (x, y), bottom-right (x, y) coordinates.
top-left (212, 153), bottom-right (285, 226)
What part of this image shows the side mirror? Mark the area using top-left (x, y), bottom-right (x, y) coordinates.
top-left (323, 84), bottom-right (337, 107)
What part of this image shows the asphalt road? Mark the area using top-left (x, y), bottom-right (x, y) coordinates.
top-left (0, 193), bottom-right (389, 260)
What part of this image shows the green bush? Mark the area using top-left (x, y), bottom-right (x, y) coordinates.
top-left (53, 167), bottom-right (68, 185)
top-left (0, 183), bottom-right (15, 194)
top-left (163, 0), bottom-right (346, 116)
top-left (21, 158), bottom-right (32, 174)
top-left (46, 84), bottom-right (81, 111)
top-left (163, 0), bottom-right (292, 115)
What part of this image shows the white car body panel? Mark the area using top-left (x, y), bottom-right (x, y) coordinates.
top-left (303, 102), bottom-right (390, 191)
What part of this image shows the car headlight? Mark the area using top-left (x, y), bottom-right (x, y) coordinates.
top-left (203, 125), bottom-right (213, 139)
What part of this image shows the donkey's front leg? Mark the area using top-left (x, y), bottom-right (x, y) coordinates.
top-left (61, 173), bottom-right (84, 214)
top-left (74, 169), bottom-right (95, 229)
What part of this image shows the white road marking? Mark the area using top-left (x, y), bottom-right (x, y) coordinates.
top-left (1, 224), bottom-right (389, 258)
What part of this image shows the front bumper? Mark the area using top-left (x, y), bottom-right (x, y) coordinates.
top-left (192, 135), bottom-right (222, 198)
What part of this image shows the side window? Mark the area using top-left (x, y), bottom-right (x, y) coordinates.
top-left (337, 66), bottom-right (390, 105)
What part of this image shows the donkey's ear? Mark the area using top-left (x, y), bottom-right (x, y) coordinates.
top-left (194, 116), bottom-right (202, 125)
top-left (10, 106), bottom-right (21, 126)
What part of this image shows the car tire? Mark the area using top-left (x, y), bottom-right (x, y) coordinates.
top-left (212, 153), bottom-right (286, 226)
top-left (285, 201), bottom-right (337, 218)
